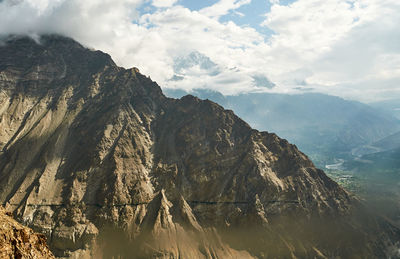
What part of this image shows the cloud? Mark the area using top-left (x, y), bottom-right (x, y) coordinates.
top-left (136, 5), bottom-right (271, 93)
top-left (199, 0), bottom-right (252, 19)
top-left (259, 0), bottom-right (400, 101)
top-left (0, 0), bottom-right (267, 94)
top-left (261, 0), bottom-right (363, 77)
top-left (152, 0), bottom-right (177, 8)
top-left (0, 0), bottom-right (143, 39)
top-left (0, 0), bottom-right (399, 102)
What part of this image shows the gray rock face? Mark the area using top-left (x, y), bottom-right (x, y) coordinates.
top-left (0, 35), bottom-right (399, 258)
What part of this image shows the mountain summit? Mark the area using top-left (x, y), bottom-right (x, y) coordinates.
top-left (0, 35), bottom-right (399, 258)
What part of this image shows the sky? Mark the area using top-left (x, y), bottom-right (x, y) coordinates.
top-left (0, 0), bottom-right (399, 102)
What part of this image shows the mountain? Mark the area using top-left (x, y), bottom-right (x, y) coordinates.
top-left (370, 99), bottom-right (400, 120)
top-left (344, 148), bottom-right (400, 226)
top-left (347, 147), bottom-right (400, 172)
top-left (171, 51), bottom-right (221, 79)
top-left (372, 131), bottom-right (400, 151)
top-left (0, 35), bottom-right (399, 258)
top-left (0, 206), bottom-right (54, 258)
top-left (164, 89), bottom-right (400, 166)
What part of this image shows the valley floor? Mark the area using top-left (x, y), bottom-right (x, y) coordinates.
top-left (326, 168), bottom-right (400, 226)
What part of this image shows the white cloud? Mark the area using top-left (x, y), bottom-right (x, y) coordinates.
top-left (258, 0), bottom-right (400, 101)
top-left (135, 6), bottom-right (266, 93)
top-left (0, 0), bottom-right (399, 101)
top-left (152, 0), bottom-right (177, 8)
top-left (199, 0), bottom-right (251, 19)
top-left (0, 0), bottom-right (144, 39)
top-left (262, 0), bottom-right (363, 74)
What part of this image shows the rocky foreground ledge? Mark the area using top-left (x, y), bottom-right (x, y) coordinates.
top-left (0, 206), bottom-right (54, 258)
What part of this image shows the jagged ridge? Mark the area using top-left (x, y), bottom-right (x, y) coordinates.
top-left (0, 35), bottom-right (399, 258)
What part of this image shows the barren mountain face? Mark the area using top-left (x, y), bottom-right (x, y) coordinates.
top-left (0, 35), bottom-right (399, 258)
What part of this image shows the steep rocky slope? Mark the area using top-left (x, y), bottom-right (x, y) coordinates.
top-left (0, 206), bottom-right (54, 258)
top-left (0, 35), bottom-right (399, 258)
top-left (164, 89), bottom-right (400, 165)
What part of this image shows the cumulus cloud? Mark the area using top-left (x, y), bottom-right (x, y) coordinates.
top-left (0, 0), bottom-right (143, 43)
top-left (137, 5), bottom-right (269, 93)
top-left (152, 0), bottom-right (177, 8)
top-left (259, 0), bottom-right (400, 101)
top-left (0, 0), bottom-right (399, 102)
top-left (0, 0), bottom-right (267, 94)
top-left (199, 0), bottom-right (251, 18)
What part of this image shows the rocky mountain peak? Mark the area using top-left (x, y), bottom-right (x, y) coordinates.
top-left (0, 35), bottom-right (399, 258)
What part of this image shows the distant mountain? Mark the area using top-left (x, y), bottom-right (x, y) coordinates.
top-left (344, 147), bottom-right (400, 225)
top-left (165, 89), bottom-right (400, 167)
top-left (370, 99), bottom-right (400, 120)
top-left (173, 51), bottom-right (220, 75)
top-left (1, 35), bottom-right (399, 258)
top-left (168, 51), bottom-right (275, 90)
top-left (346, 147), bottom-right (400, 173)
top-left (372, 131), bottom-right (400, 151)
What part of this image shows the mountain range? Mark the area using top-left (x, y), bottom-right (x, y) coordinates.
top-left (370, 99), bottom-right (400, 120)
top-left (0, 35), bottom-right (399, 258)
top-left (164, 89), bottom-right (400, 167)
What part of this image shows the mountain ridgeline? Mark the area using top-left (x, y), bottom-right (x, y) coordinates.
top-left (164, 89), bottom-right (400, 166)
top-left (0, 35), bottom-right (399, 258)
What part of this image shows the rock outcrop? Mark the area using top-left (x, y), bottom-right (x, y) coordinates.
top-left (0, 206), bottom-right (54, 258)
top-left (0, 35), bottom-right (399, 258)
